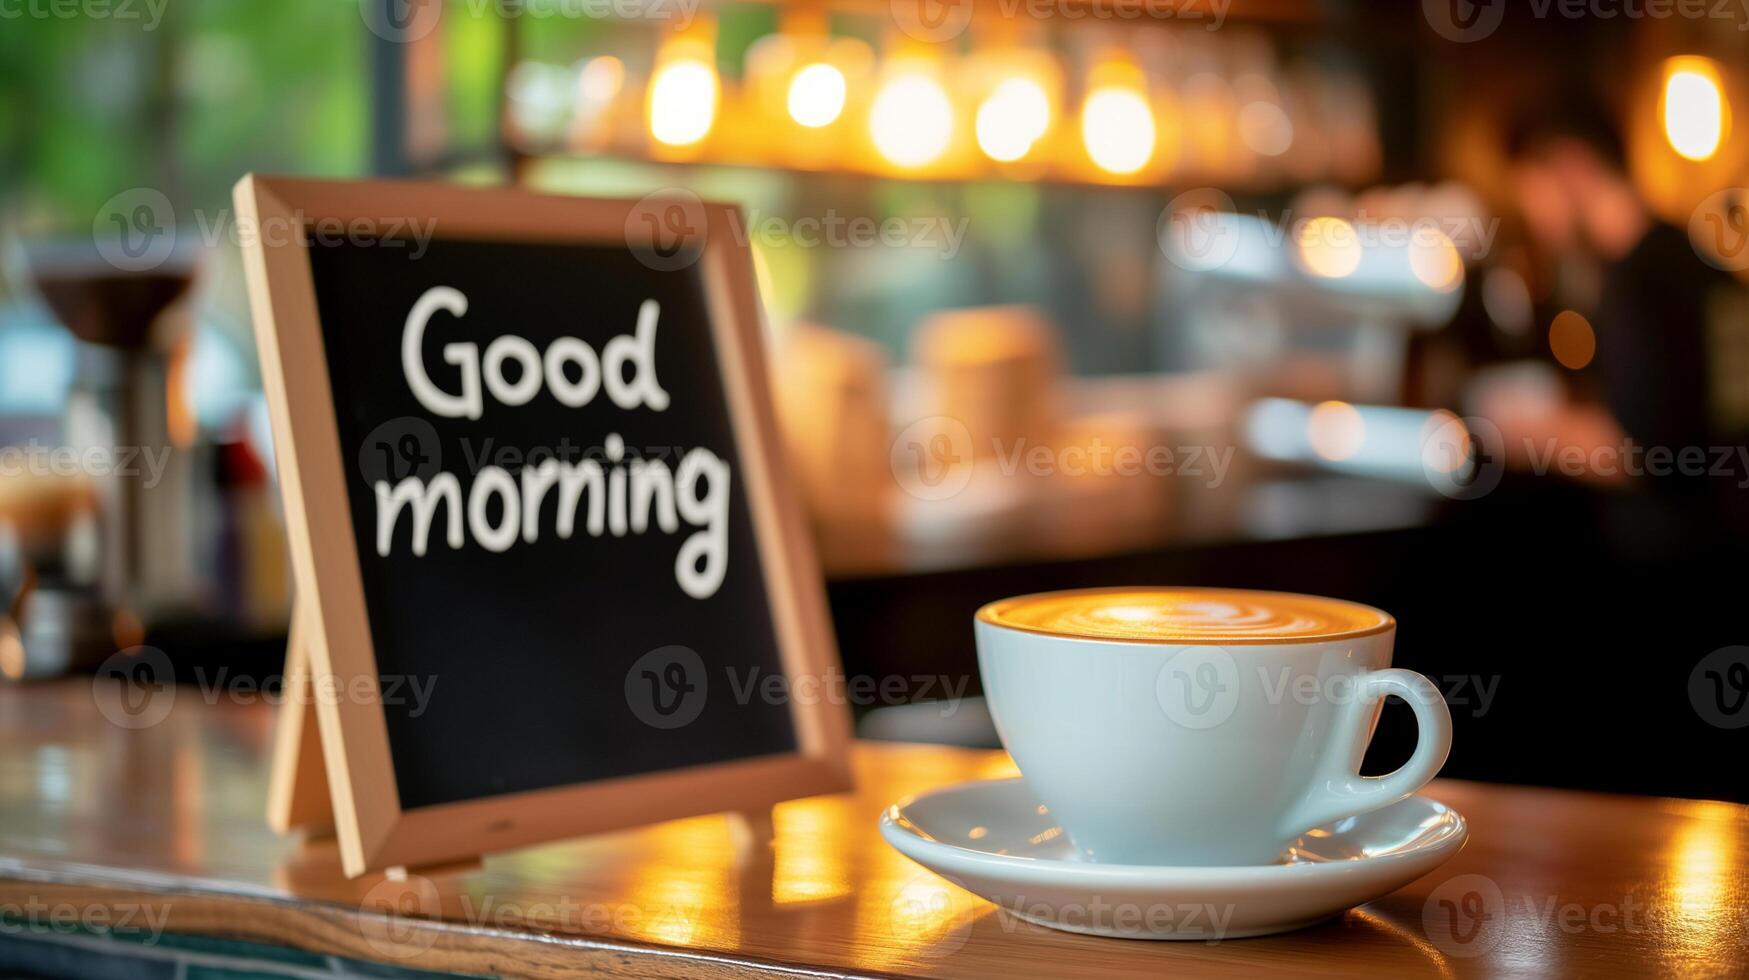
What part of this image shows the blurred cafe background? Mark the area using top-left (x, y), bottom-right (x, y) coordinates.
top-left (2, 1), bottom-right (1747, 802)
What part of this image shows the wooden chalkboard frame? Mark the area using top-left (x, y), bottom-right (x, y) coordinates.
top-left (235, 175), bottom-right (853, 878)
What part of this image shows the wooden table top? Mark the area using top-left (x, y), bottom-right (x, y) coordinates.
top-left (0, 679), bottom-right (1745, 979)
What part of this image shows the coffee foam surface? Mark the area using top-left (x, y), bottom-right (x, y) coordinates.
top-left (981, 589), bottom-right (1391, 643)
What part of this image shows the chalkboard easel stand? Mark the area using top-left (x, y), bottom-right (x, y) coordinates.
top-left (267, 602), bottom-right (778, 878)
top-left (267, 603), bottom-right (489, 879)
top-left (240, 177), bottom-right (855, 878)
top-left (266, 602), bottom-right (333, 842)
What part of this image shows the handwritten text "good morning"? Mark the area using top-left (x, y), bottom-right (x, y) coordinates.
top-left (375, 286), bottom-right (730, 599)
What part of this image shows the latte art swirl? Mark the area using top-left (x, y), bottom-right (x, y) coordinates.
top-left (981, 589), bottom-right (1391, 643)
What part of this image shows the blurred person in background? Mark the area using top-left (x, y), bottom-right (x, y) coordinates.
top-left (1491, 99), bottom-right (1747, 556)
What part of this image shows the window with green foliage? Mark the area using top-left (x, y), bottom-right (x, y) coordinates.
top-left (0, 0), bottom-right (371, 254)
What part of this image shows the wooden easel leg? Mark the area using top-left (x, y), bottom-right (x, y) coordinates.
top-left (266, 601), bottom-right (335, 838)
top-left (267, 603), bottom-right (488, 880)
top-left (729, 807), bottom-right (775, 856)
top-left (385, 857), bottom-right (486, 880)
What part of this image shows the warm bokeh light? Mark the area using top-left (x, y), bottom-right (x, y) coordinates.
top-left (1409, 228), bottom-right (1464, 292)
top-left (1237, 100), bottom-right (1293, 157)
top-left (886, 875), bottom-right (973, 944)
top-left (111, 608), bottom-right (145, 651)
top-left (499, 27), bottom-right (1379, 187)
top-left (1663, 802), bottom-right (1741, 951)
top-left (648, 59), bottom-right (718, 147)
top-left (1482, 266), bottom-right (1533, 334)
top-left (1420, 410), bottom-right (1470, 475)
top-left (618, 815), bottom-right (737, 947)
top-left (870, 73), bottom-right (953, 168)
top-left (976, 78), bottom-right (1051, 163)
top-left (0, 619), bottom-right (23, 682)
top-left (1661, 56), bottom-right (1728, 162)
top-left (788, 62), bottom-right (847, 129)
top-left (579, 56), bottom-right (624, 104)
top-left (1549, 310), bottom-right (1597, 370)
top-left (771, 798), bottom-right (853, 905)
top-left (167, 330), bottom-right (196, 448)
top-left (1081, 86), bottom-right (1155, 175)
top-left (1307, 400), bottom-right (1365, 461)
top-left (978, 753), bottom-right (1022, 779)
top-left (1296, 216), bottom-right (1363, 278)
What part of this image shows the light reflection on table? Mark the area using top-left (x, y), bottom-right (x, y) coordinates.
top-left (0, 680), bottom-right (1745, 979)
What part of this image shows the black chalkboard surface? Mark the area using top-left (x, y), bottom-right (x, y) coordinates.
top-left (307, 236), bottom-right (797, 808)
top-left (237, 176), bottom-right (851, 877)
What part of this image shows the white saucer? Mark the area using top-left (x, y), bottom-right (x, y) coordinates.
top-left (880, 778), bottom-right (1468, 940)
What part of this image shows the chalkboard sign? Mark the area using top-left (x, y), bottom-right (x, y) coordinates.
top-left (236, 176), bottom-right (851, 877)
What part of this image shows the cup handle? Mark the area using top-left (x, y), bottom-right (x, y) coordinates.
top-left (1278, 667), bottom-right (1453, 840)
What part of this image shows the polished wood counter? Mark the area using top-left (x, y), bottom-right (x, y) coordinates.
top-left (0, 678), bottom-right (1745, 978)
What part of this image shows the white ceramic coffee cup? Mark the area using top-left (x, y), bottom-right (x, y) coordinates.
top-left (976, 588), bottom-right (1453, 867)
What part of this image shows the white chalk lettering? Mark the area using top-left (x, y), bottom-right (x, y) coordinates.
top-left (378, 285), bottom-right (727, 598)
top-left (402, 286), bottom-right (670, 418)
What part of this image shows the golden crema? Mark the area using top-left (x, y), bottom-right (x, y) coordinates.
top-left (979, 588), bottom-right (1393, 644)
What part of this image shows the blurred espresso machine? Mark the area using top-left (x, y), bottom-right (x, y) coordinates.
top-left (1, 239), bottom-right (200, 679)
